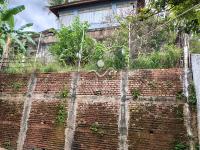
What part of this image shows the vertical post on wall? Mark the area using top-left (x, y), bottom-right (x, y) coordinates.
top-left (183, 33), bottom-right (195, 150)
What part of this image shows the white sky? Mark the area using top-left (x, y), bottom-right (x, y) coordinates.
top-left (9, 0), bottom-right (58, 32)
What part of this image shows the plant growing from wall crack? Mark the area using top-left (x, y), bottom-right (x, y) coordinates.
top-left (56, 101), bottom-right (67, 125)
top-left (59, 87), bottom-right (69, 99)
top-left (176, 90), bottom-right (186, 101)
top-left (188, 83), bottom-right (197, 105)
top-left (173, 142), bottom-right (188, 150)
top-left (131, 88), bottom-right (141, 99)
top-left (90, 122), bottom-right (105, 136)
top-left (2, 140), bottom-right (12, 150)
top-left (148, 80), bottom-right (157, 89)
top-left (11, 82), bottom-right (23, 91)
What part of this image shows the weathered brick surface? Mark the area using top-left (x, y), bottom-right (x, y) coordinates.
top-left (23, 99), bottom-right (68, 150)
top-left (128, 101), bottom-right (187, 150)
top-left (128, 69), bottom-right (182, 97)
top-left (77, 72), bottom-right (121, 96)
top-left (72, 96), bottom-right (120, 150)
top-left (34, 73), bottom-right (72, 94)
top-left (0, 99), bottom-right (24, 149)
top-left (0, 74), bottom-right (29, 94)
top-left (0, 69), bottom-right (197, 150)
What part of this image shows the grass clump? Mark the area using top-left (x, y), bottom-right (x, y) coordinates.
top-left (131, 45), bottom-right (181, 69)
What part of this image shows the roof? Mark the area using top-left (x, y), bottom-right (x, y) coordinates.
top-left (49, 0), bottom-right (111, 17)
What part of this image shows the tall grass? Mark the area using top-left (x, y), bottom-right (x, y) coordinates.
top-left (131, 45), bottom-right (182, 69)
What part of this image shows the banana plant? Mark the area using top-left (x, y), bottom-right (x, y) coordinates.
top-left (0, 0), bottom-right (36, 69)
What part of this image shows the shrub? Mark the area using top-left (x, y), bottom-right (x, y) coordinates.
top-left (50, 17), bottom-right (95, 66)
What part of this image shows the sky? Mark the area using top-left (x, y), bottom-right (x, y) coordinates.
top-left (9, 0), bottom-right (58, 32)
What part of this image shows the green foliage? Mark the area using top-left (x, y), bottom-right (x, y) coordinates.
top-left (175, 106), bottom-right (184, 119)
top-left (91, 42), bottom-right (106, 64)
top-left (176, 90), bottom-right (185, 100)
top-left (50, 17), bottom-right (95, 66)
top-left (56, 101), bottom-right (67, 125)
top-left (190, 34), bottom-right (200, 54)
top-left (49, 0), bottom-right (65, 6)
top-left (196, 144), bottom-right (200, 150)
top-left (131, 44), bottom-right (181, 69)
top-left (0, 1), bottom-right (35, 62)
top-left (11, 82), bottom-right (23, 91)
top-left (146, 0), bottom-right (200, 33)
top-left (90, 122), bottom-right (105, 136)
top-left (0, 2), bottom-right (25, 29)
top-left (188, 83), bottom-right (197, 105)
top-left (148, 80), bottom-right (157, 89)
top-left (2, 140), bottom-right (12, 150)
top-left (131, 88), bottom-right (141, 99)
top-left (41, 63), bottom-right (60, 73)
top-left (59, 87), bottom-right (69, 99)
top-left (174, 142), bottom-right (188, 150)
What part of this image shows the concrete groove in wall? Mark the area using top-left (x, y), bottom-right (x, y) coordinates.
top-left (183, 103), bottom-right (195, 150)
top-left (64, 72), bottom-right (79, 150)
top-left (17, 73), bottom-right (37, 150)
top-left (119, 71), bottom-right (129, 150)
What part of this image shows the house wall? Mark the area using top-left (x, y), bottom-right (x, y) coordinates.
top-left (59, 0), bottom-right (136, 29)
top-left (0, 69), bottom-right (198, 150)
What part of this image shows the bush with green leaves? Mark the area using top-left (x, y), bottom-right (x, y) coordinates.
top-left (50, 17), bottom-right (95, 66)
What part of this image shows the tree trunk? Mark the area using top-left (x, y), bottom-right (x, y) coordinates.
top-left (0, 35), bottom-right (11, 70)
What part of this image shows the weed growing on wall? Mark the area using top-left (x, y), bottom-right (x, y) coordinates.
top-left (173, 142), bottom-right (188, 150)
top-left (56, 101), bottom-right (67, 125)
top-left (90, 122), bottom-right (105, 136)
top-left (131, 88), bottom-right (141, 99)
top-left (2, 140), bottom-right (12, 150)
top-left (188, 83), bottom-right (197, 105)
top-left (175, 107), bottom-right (184, 119)
top-left (11, 82), bottom-right (23, 91)
top-left (59, 87), bottom-right (69, 99)
top-left (148, 80), bottom-right (157, 89)
top-left (176, 90), bottom-right (186, 101)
